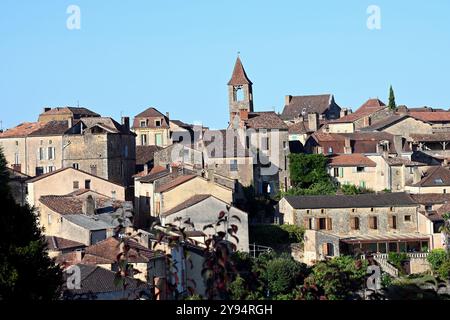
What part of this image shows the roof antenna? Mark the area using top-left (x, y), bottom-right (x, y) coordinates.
top-left (77, 100), bottom-right (80, 107)
top-left (237, 51), bottom-right (240, 57)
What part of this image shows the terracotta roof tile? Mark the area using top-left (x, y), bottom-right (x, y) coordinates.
top-left (136, 145), bottom-right (163, 165)
top-left (333, 98), bottom-right (386, 123)
top-left (162, 194), bottom-right (211, 216)
top-left (409, 111), bottom-right (450, 123)
top-left (227, 57), bottom-right (252, 85)
top-left (0, 122), bottom-right (44, 138)
top-left (328, 154), bottom-right (376, 167)
top-left (46, 236), bottom-right (85, 251)
top-left (411, 166), bottom-right (450, 187)
top-left (245, 112), bottom-right (288, 130)
top-left (39, 107), bottom-right (99, 117)
top-left (155, 175), bottom-right (197, 193)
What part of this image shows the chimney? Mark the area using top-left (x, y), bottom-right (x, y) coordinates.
top-left (344, 137), bottom-right (352, 154)
top-left (82, 195), bottom-right (96, 216)
top-left (239, 109), bottom-right (249, 121)
top-left (165, 112), bottom-right (170, 120)
top-left (393, 136), bottom-right (403, 155)
top-left (340, 108), bottom-right (348, 118)
top-left (121, 116), bottom-right (130, 131)
top-left (43, 107), bottom-right (51, 113)
top-left (68, 117), bottom-right (73, 129)
top-left (75, 248), bottom-right (84, 262)
top-left (285, 95), bottom-right (292, 106)
top-left (307, 113), bottom-right (319, 132)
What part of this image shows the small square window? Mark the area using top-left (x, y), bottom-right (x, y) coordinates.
top-left (73, 181), bottom-right (79, 189)
top-left (155, 120), bottom-right (161, 127)
top-left (306, 209), bottom-right (310, 214)
top-left (405, 215), bottom-right (412, 222)
top-left (371, 207), bottom-right (374, 212)
top-left (352, 208), bottom-right (356, 213)
top-left (140, 120), bottom-right (146, 127)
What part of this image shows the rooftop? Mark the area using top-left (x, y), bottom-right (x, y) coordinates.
top-left (410, 166), bottom-right (450, 187)
top-left (284, 192), bottom-right (417, 209)
top-left (245, 112), bottom-right (288, 130)
top-left (332, 98), bottom-right (386, 123)
top-left (327, 154), bottom-right (376, 167)
top-left (227, 56), bottom-right (253, 86)
top-left (281, 94), bottom-right (334, 120)
top-left (155, 174), bottom-right (197, 193)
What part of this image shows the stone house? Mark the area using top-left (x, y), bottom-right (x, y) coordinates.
top-left (27, 166), bottom-right (125, 207)
top-left (46, 236), bottom-right (85, 258)
top-left (62, 117), bottom-right (136, 187)
top-left (133, 107), bottom-right (171, 147)
top-left (278, 193), bottom-right (429, 264)
top-left (38, 189), bottom-right (133, 245)
top-left (7, 168), bottom-right (29, 206)
top-left (160, 194), bottom-right (249, 252)
top-left (405, 166), bottom-right (450, 194)
top-left (326, 98), bottom-right (391, 132)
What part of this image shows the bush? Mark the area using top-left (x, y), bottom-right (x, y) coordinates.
top-left (427, 249), bottom-right (448, 272)
top-left (250, 224), bottom-right (304, 246)
top-left (438, 260), bottom-right (450, 280)
top-left (265, 254), bottom-right (307, 296)
top-left (388, 252), bottom-right (409, 275)
top-left (340, 184), bottom-right (374, 195)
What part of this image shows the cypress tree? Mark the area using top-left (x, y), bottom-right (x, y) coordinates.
top-left (388, 85), bottom-right (397, 110)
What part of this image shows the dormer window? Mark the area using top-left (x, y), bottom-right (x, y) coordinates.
top-left (434, 178), bottom-right (444, 185)
top-left (155, 120), bottom-right (161, 127)
top-left (140, 120), bottom-right (146, 128)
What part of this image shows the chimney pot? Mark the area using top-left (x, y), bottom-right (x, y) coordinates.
top-left (165, 112), bottom-right (170, 119)
top-left (121, 116), bottom-right (130, 131)
top-left (285, 95), bottom-right (292, 106)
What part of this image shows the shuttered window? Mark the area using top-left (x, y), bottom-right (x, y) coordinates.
top-left (369, 216), bottom-right (378, 229)
top-left (389, 215), bottom-right (397, 229)
top-left (350, 217), bottom-right (360, 230)
top-left (326, 217), bottom-right (332, 230)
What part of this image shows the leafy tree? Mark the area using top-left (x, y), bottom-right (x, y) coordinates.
top-left (427, 249), bottom-right (448, 273)
top-left (306, 256), bottom-right (368, 300)
top-left (229, 275), bottom-right (247, 300)
top-left (438, 260), bottom-right (450, 280)
top-left (0, 147), bottom-right (62, 300)
top-left (388, 252), bottom-right (409, 275)
top-left (440, 213), bottom-right (450, 254)
top-left (279, 224), bottom-right (304, 243)
top-left (388, 85), bottom-right (396, 110)
top-left (264, 253), bottom-right (308, 297)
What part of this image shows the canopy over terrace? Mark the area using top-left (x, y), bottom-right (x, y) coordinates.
top-left (339, 233), bottom-right (430, 255)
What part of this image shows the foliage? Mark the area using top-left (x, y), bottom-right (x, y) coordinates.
top-left (388, 252), bottom-right (409, 275)
top-left (427, 249), bottom-right (448, 272)
top-left (305, 256), bottom-right (368, 300)
top-left (340, 184), bottom-right (375, 195)
top-left (437, 260), bottom-right (450, 280)
top-left (264, 253), bottom-right (308, 296)
top-left (229, 275), bottom-right (247, 300)
top-left (249, 224), bottom-right (304, 247)
top-left (285, 154), bottom-right (337, 196)
top-left (0, 147), bottom-right (63, 300)
top-left (388, 85), bottom-right (396, 110)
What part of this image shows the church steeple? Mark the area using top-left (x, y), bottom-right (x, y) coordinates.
top-left (228, 55), bottom-right (253, 125)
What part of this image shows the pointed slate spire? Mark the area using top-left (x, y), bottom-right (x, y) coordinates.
top-left (227, 56), bottom-right (253, 86)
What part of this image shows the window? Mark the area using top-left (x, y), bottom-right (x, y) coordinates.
top-left (306, 210), bottom-right (310, 214)
top-left (156, 201), bottom-right (161, 215)
top-left (303, 217), bottom-right (313, 229)
top-left (350, 217), bottom-right (360, 230)
top-left (389, 207), bottom-right (395, 212)
top-left (111, 191), bottom-right (116, 200)
top-left (389, 215), bottom-right (397, 229)
top-left (155, 133), bottom-right (162, 146)
top-left (15, 141), bottom-right (19, 146)
top-left (405, 215), bottom-right (412, 222)
top-left (85, 180), bottom-right (91, 189)
top-left (360, 181), bottom-right (366, 188)
top-left (90, 165), bottom-right (97, 176)
top-left (145, 192), bottom-right (150, 205)
top-left (356, 167), bottom-right (364, 172)
top-left (47, 166), bottom-right (55, 173)
top-left (47, 213), bottom-right (52, 225)
top-left (246, 136), bottom-right (250, 149)
top-left (230, 159), bottom-right (238, 172)
top-left (48, 147), bottom-right (55, 160)
top-left (425, 205), bottom-right (433, 212)
top-left (318, 218), bottom-right (327, 230)
top-left (73, 163), bottom-right (79, 170)
top-left (234, 86), bottom-right (244, 102)
top-left (141, 134), bottom-right (147, 146)
top-left (73, 181), bottom-right (79, 189)
top-left (352, 208), bottom-right (356, 213)
top-left (434, 178), bottom-right (444, 185)
top-left (140, 120), bottom-right (146, 128)
top-left (322, 243), bottom-right (334, 256)
top-left (369, 216), bottom-right (378, 230)
top-left (262, 137), bottom-right (270, 151)
top-left (371, 207), bottom-right (374, 212)
top-left (39, 147), bottom-right (45, 160)
top-left (14, 153), bottom-right (19, 165)
top-left (283, 141), bottom-right (287, 149)
top-left (49, 140), bottom-right (52, 144)
top-left (321, 209), bottom-right (325, 214)
top-left (35, 167), bottom-right (44, 176)
top-left (333, 168), bottom-right (339, 177)
top-left (328, 147), bottom-right (333, 154)
top-left (155, 120), bottom-right (161, 127)
top-left (444, 189), bottom-right (447, 194)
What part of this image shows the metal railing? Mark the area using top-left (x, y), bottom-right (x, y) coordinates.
top-left (249, 243), bottom-right (273, 258)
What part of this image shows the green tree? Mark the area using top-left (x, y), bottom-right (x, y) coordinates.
top-left (306, 256), bottom-right (368, 300)
top-left (388, 85), bottom-right (396, 110)
top-left (340, 184), bottom-right (374, 195)
top-left (427, 249), bottom-right (448, 273)
top-left (440, 213), bottom-right (450, 255)
top-left (0, 147), bottom-right (62, 300)
top-left (285, 154), bottom-right (337, 196)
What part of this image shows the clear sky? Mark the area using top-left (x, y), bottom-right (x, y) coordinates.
top-left (1, 0), bottom-right (450, 130)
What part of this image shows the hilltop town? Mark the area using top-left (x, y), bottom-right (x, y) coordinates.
top-left (1, 56), bottom-right (450, 300)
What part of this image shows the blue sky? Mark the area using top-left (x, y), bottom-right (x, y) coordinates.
top-left (1, 0), bottom-right (450, 130)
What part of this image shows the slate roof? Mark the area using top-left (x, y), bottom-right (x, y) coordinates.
top-left (410, 166), bottom-right (450, 187)
top-left (28, 120), bottom-right (71, 136)
top-left (161, 194), bottom-right (212, 216)
top-left (63, 215), bottom-right (116, 231)
top-left (136, 145), bottom-right (163, 166)
top-left (281, 94), bottom-right (334, 120)
top-left (284, 192), bottom-right (417, 209)
top-left (327, 154), bottom-right (376, 167)
top-left (245, 112), bottom-right (288, 130)
top-left (135, 107), bottom-right (166, 118)
top-left (383, 157), bottom-right (425, 167)
top-left (227, 56), bottom-right (253, 85)
top-left (40, 107), bottom-right (99, 117)
top-left (410, 193), bottom-right (450, 205)
top-left (79, 117), bottom-right (128, 134)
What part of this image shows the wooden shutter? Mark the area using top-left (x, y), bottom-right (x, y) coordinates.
top-left (303, 217), bottom-right (309, 229)
top-left (322, 243), bottom-right (329, 256)
top-left (326, 218), bottom-right (332, 230)
top-left (350, 217), bottom-right (356, 230)
top-left (315, 218), bottom-right (321, 230)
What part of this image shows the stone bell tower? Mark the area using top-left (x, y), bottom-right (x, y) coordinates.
top-left (228, 56), bottom-right (253, 125)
